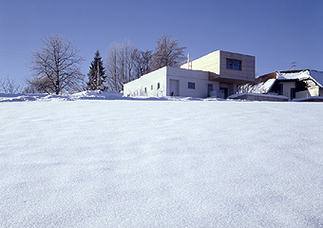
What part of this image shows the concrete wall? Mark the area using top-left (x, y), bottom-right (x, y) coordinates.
top-left (124, 67), bottom-right (167, 97)
top-left (124, 66), bottom-right (219, 98)
top-left (166, 67), bottom-right (218, 97)
top-left (295, 87), bottom-right (320, 99)
top-left (280, 81), bottom-right (296, 100)
top-left (229, 93), bottom-right (288, 102)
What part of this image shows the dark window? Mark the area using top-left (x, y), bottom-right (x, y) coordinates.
top-left (220, 87), bottom-right (228, 98)
top-left (188, 82), bottom-right (195, 89)
top-left (278, 84), bottom-right (283, 95)
top-left (151, 85), bottom-right (153, 90)
top-left (208, 84), bottom-right (213, 96)
top-left (226, 58), bottom-right (241, 71)
top-left (290, 88), bottom-right (295, 100)
top-left (157, 83), bottom-right (160, 89)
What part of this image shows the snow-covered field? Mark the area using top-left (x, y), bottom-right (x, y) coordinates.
top-left (1, 92), bottom-right (323, 227)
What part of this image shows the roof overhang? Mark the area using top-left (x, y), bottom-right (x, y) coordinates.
top-left (208, 72), bottom-right (254, 85)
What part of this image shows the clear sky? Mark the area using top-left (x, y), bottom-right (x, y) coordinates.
top-left (0, 0), bottom-right (322, 86)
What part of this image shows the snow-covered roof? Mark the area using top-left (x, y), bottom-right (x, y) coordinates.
top-left (277, 70), bottom-right (323, 87)
top-left (309, 70), bottom-right (323, 87)
top-left (237, 78), bottom-right (276, 94)
top-left (258, 78), bottom-right (276, 93)
top-left (238, 69), bottom-right (323, 95)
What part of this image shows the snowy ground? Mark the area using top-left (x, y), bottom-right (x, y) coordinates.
top-left (1, 92), bottom-right (323, 227)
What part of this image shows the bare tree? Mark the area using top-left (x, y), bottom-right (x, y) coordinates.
top-left (23, 76), bottom-right (54, 94)
top-left (133, 49), bottom-right (153, 78)
top-left (105, 40), bottom-right (139, 92)
top-left (106, 43), bottom-right (120, 92)
top-left (0, 76), bottom-right (21, 94)
top-left (29, 34), bottom-right (84, 95)
top-left (151, 34), bottom-right (186, 71)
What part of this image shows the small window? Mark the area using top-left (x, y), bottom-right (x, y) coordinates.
top-left (151, 85), bottom-right (153, 90)
top-left (188, 82), bottom-right (195, 89)
top-left (145, 87), bottom-right (147, 94)
top-left (157, 83), bottom-right (160, 89)
top-left (226, 58), bottom-right (241, 71)
top-left (291, 88), bottom-right (295, 100)
top-left (279, 84), bottom-right (283, 95)
top-left (220, 87), bottom-right (228, 98)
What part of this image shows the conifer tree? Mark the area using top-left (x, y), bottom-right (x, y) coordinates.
top-left (87, 50), bottom-right (106, 90)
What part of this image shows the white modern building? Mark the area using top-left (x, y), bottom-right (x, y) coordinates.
top-left (124, 50), bottom-right (255, 98)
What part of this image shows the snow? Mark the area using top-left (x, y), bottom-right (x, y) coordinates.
top-left (237, 79), bottom-right (276, 94)
top-left (228, 92), bottom-right (288, 102)
top-left (292, 96), bottom-right (323, 102)
top-left (1, 93), bottom-right (323, 227)
top-left (0, 91), bottom-right (125, 102)
top-left (310, 70), bottom-right (323, 87)
top-left (277, 71), bottom-right (311, 80)
top-left (277, 70), bottom-right (323, 88)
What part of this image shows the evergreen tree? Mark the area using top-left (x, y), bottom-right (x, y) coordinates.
top-left (87, 50), bottom-right (106, 90)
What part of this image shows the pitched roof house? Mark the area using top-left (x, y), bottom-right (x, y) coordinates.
top-left (233, 69), bottom-right (323, 101)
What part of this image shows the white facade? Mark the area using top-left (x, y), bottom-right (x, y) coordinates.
top-left (124, 50), bottom-right (256, 98)
top-left (124, 66), bottom-right (219, 98)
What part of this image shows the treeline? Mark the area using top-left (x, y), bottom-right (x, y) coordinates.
top-left (20, 33), bottom-right (186, 94)
top-left (0, 77), bottom-right (21, 94)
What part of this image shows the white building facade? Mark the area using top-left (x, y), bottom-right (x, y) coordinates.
top-left (124, 50), bottom-right (255, 98)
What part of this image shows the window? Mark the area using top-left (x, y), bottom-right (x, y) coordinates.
top-left (226, 58), bottom-right (241, 70)
top-left (219, 87), bottom-right (228, 98)
top-left (151, 85), bottom-right (153, 90)
top-left (188, 82), bottom-right (195, 89)
top-left (157, 83), bottom-right (160, 89)
top-left (278, 84), bottom-right (283, 95)
top-left (208, 84), bottom-right (213, 92)
top-left (290, 88), bottom-right (295, 100)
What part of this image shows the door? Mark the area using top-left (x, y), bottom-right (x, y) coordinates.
top-left (208, 84), bottom-right (213, 97)
top-left (169, 79), bottom-right (179, 96)
top-left (220, 87), bottom-right (228, 99)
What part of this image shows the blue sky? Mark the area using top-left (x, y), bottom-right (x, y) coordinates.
top-left (0, 0), bottom-right (322, 86)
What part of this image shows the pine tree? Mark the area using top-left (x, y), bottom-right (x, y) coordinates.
top-left (87, 50), bottom-right (106, 90)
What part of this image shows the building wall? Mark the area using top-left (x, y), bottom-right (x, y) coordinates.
top-left (124, 67), bottom-right (167, 97)
top-left (218, 83), bottom-right (237, 98)
top-left (181, 50), bottom-right (255, 84)
top-left (124, 66), bottom-right (219, 98)
top-left (219, 51), bottom-right (255, 83)
top-left (278, 81), bottom-right (319, 100)
top-left (182, 51), bottom-right (220, 75)
top-left (280, 81), bottom-right (296, 100)
top-left (166, 67), bottom-right (218, 97)
top-left (295, 87), bottom-right (320, 99)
